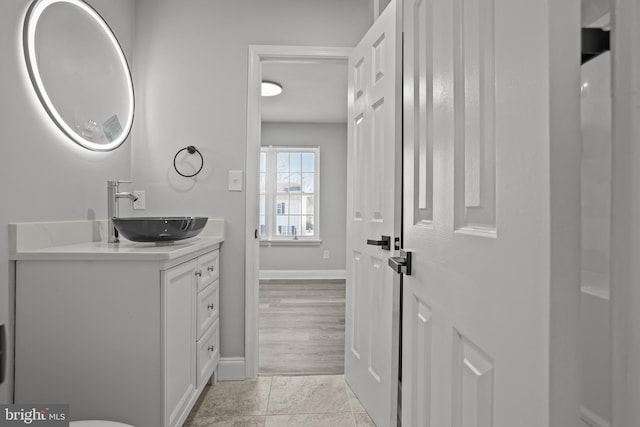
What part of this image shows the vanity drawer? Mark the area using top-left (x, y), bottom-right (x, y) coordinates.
top-left (198, 250), bottom-right (219, 292)
top-left (197, 280), bottom-right (219, 339)
top-left (197, 319), bottom-right (219, 388)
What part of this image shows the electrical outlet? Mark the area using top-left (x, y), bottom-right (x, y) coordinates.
top-left (323, 250), bottom-right (330, 259)
top-left (133, 190), bottom-right (146, 210)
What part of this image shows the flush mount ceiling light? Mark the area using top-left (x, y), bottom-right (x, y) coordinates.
top-left (261, 81), bottom-right (282, 97)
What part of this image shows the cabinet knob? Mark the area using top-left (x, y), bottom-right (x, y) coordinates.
top-left (207, 304), bottom-right (215, 310)
top-left (207, 266), bottom-right (215, 272)
top-left (195, 270), bottom-right (202, 277)
top-left (208, 346), bottom-right (215, 352)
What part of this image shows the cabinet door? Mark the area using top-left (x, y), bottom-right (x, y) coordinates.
top-left (163, 260), bottom-right (197, 427)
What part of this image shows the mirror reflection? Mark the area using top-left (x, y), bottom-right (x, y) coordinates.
top-left (24, 0), bottom-right (134, 151)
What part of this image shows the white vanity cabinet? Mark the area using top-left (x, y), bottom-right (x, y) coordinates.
top-left (14, 244), bottom-right (221, 427)
top-left (163, 250), bottom-right (220, 426)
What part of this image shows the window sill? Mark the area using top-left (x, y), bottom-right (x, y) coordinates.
top-left (260, 239), bottom-right (323, 247)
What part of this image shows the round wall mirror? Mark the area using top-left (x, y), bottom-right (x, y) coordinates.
top-left (23, 0), bottom-right (134, 151)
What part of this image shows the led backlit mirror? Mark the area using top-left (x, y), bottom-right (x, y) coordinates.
top-left (23, 0), bottom-right (134, 151)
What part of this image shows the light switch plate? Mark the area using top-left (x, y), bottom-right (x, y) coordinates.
top-left (229, 170), bottom-right (243, 191)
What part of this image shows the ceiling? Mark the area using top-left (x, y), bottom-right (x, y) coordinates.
top-left (261, 60), bottom-right (348, 124)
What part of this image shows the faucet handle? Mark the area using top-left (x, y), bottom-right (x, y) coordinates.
top-left (108, 180), bottom-right (132, 187)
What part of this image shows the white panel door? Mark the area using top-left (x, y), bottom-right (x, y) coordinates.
top-left (401, 0), bottom-right (580, 426)
top-left (345, 2), bottom-right (401, 426)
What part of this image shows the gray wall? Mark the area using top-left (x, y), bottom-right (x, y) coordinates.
top-left (130, 0), bottom-right (369, 359)
top-left (260, 122), bottom-right (347, 273)
top-left (582, 0), bottom-right (610, 26)
top-left (0, 0), bottom-right (135, 403)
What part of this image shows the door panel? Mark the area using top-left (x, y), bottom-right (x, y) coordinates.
top-left (405, 297), bottom-right (433, 426)
top-left (451, 331), bottom-right (495, 427)
top-left (410, 0), bottom-right (435, 226)
top-left (345, 2), bottom-right (401, 426)
top-left (348, 251), bottom-right (363, 359)
top-left (453, 0), bottom-right (496, 232)
top-left (401, 0), bottom-right (580, 426)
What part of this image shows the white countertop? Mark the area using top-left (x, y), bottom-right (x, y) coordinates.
top-left (9, 218), bottom-right (224, 261)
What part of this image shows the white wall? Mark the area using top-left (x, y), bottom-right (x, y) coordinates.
top-left (0, 0), bottom-right (135, 403)
top-left (130, 0), bottom-right (369, 359)
top-left (260, 122), bottom-right (347, 274)
top-left (580, 51), bottom-right (611, 426)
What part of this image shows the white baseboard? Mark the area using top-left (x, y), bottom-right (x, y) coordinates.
top-left (259, 269), bottom-right (346, 280)
top-left (216, 357), bottom-right (247, 381)
top-left (580, 405), bottom-right (611, 427)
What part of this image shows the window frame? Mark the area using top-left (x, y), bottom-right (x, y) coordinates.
top-left (259, 145), bottom-right (321, 244)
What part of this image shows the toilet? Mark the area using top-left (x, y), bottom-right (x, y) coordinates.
top-left (70, 422), bottom-right (134, 427)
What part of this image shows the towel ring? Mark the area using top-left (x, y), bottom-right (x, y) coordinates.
top-left (173, 146), bottom-right (204, 178)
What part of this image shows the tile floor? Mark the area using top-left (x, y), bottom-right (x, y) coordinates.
top-left (184, 375), bottom-right (376, 426)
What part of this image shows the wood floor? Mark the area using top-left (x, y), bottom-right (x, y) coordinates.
top-left (259, 279), bottom-right (346, 375)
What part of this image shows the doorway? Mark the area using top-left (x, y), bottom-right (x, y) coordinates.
top-left (579, 11), bottom-right (612, 427)
top-left (244, 46), bottom-right (352, 379)
top-left (258, 60), bottom-right (349, 375)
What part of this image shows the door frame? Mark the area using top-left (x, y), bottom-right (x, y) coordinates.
top-left (611, 0), bottom-right (640, 424)
top-left (244, 45), bottom-right (352, 379)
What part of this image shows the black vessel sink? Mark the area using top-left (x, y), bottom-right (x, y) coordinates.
top-left (112, 217), bottom-right (208, 242)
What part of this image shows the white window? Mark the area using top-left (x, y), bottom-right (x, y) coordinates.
top-left (260, 146), bottom-right (320, 242)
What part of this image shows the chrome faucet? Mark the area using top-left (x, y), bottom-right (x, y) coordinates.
top-left (107, 180), bottom-right (138, 244)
